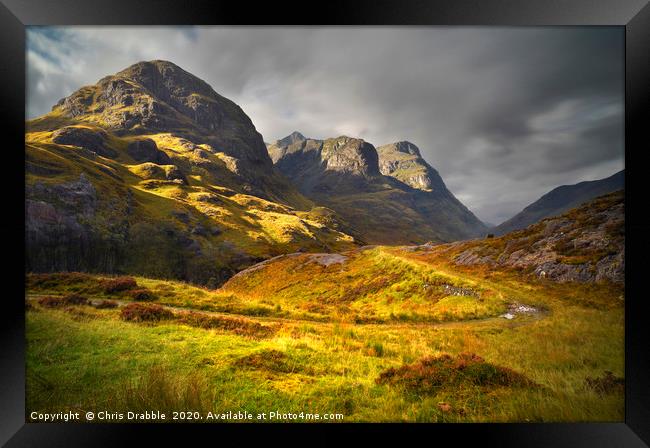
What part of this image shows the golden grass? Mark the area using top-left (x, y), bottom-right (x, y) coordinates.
top-left (26, 242), bottom-right (624, 422)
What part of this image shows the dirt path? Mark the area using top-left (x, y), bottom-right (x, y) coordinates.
top-left (26, 293), bottom-right (547, 330)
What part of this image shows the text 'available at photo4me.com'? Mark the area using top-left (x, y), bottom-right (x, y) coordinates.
top-left (29, 410), bottom-right (346, 422)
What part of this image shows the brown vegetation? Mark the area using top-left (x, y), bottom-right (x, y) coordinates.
top-left (376, 352), bottom-right (534, 395)
top-left (176, 311), bottom-right (276, 339)
top-left (104, 277), bottom-right (138, 294)
top-left (585, 371), bottom-right (624, 396)
top-left (233, 349), bottom-right (293, 373)
top-left (38, 293), bottom-right (89, 307)
top-left (120, 303), bottom-right (173, 322)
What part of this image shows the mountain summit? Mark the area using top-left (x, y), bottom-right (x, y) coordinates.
top-left (50, 60), bottom-right (273, 176)
top-left (376, 141), bottom-right (448, 192)
top-left (274, 131), bottom-right (306, 148)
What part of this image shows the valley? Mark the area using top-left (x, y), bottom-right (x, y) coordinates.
top-left (26, 239), bottom-right (624, 422)
top-left (24, 60), bottom-right (625, 423)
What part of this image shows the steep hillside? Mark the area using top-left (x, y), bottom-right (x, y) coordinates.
top-left (494, 170), bottom-right (624, 235)
top-left (410, 190), bottom-right (624, 284)
top-left (26, 61), bottom-right (358, 285)
top-left (268, 134), bottom-right (487, 244)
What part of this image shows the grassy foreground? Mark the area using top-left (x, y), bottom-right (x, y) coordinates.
top-left (25, 247), bottom-right (624, 423)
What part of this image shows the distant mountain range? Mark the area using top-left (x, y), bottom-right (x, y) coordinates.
top-left (493, 170), bottom-right (624, 235)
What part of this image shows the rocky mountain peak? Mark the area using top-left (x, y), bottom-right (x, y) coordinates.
top-left (275, 131), bottom-right (307, 147)
top-left (376, 141), bottom-right (444, 192)
top-left (269, 132), bottom-right (487, 244)
top-left (28, 61), bottom-right (335, 208)
top-left (320, 137), bottom-right (380, 177)
top-left (54, 60), bottom-right (260, 142)
top-left (268, 134), bottom-right (381, 179)
top-left (113, 60), bottom-right (216, 99)
top-left (389, 141), bottom-right (422, 157)
top-left (48, 60), bottom-right (276, 179)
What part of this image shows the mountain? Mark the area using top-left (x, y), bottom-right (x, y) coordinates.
top-left (267, 134), bottom-right (488, 244)
top-left (494, 170), bottom-right (624, 236)
top-left (26, 61), bottom-right (359, 285)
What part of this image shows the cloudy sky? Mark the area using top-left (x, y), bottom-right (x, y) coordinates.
top-left (26, 26), bottom-right (624, 225)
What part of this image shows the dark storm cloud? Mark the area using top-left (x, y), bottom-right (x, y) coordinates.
top-left (26, 26), bottom-right (624, 224)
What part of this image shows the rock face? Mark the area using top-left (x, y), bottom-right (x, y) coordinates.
top-left (25, 173), bottom-right (123, 273)
top-left (267, 133), bottom-right (488, 244)
top-left (452, 191), bottom-right (624, 283)
top-left (376, 141), bottom-right (447, 192)
top-left (494, 170), bottom-right (624, 236)
top-left (270, 135), bottom-right (381, 195)
top-left (320, 137), bottom-right (380, 177)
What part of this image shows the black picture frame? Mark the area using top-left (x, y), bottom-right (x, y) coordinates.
top-left (2, 0), bottom-right (649, 446)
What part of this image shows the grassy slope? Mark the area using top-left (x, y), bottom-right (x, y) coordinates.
top-left (26, 242), bottom-right (623, 422)
top-left (26, 123), bottom-right (357, 276)
top-left (221, 247), bottom-right (509, 323)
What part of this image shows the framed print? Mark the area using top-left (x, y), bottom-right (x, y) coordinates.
top-left (1, 0), bottom-right (649, 445)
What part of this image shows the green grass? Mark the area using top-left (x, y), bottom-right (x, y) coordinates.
top-left (26, 250), bottom-right (624, 422)
top-left (221, 247), bottom-right (509, 323)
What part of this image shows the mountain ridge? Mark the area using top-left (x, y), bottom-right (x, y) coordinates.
top-left (494, 170), bottom-right (624, 235)
top-left (267, 133), bottom-right (488, 244)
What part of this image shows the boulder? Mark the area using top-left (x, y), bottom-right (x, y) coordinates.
top-left (127, 139), bottom-right (172, 164)
top-left (164, 165), bottom-right (187, 183)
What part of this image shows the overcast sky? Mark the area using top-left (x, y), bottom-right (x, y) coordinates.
top-left (26, 26), bottom-right (624, 225)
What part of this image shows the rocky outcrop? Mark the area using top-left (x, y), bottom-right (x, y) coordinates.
top-left (132, 163), bottom-right (187, 184)
top-left (127, 139), bottom-right (172, 164)
top-left (376, 141), bottom-right (448, 193)
top-left (52, 126), bottom-right (117, 158)
top-left (321, 137), bottom-right (380, 177)
top-left (452, 191), bottom-right (624, 283)
top-left (269, 135), bottom-right (380, 184)
top-left (25, 173), bottom-right (124, 273)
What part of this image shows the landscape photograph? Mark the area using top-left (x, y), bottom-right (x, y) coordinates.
top-left (25, 26), bottom-right (625, 423)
